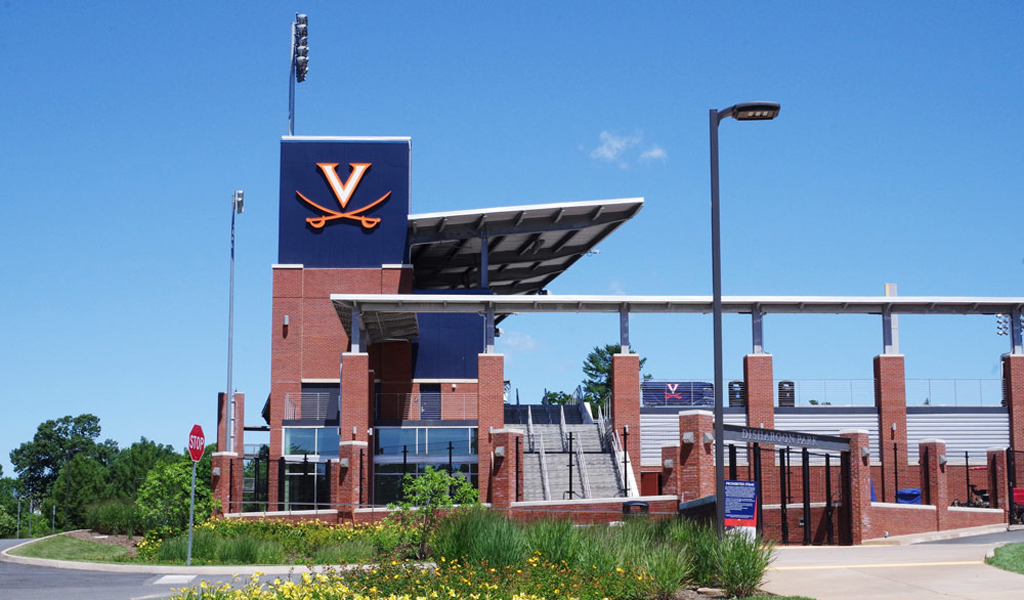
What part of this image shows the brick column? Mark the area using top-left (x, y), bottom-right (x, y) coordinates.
top-left (919, 439), bottom-right (948, 531)
top-left (489, 429), bottom-right (523, 511)
top-left (1003, 355), bottom-right (1024, 451)
top-left (335, 442), bottom-right (368, 519)
top-left (661, 444), bottom-right (681, 497)
top-left (341, 353), bottom-right (372, 444)
top-left (987, 447), bottom-right (1010, 513)
top-left (212, 391), bottom-right (245, 514)
top-left (210, 453), bottom-right (233, 515)
top-left (874, 354), bottom-right (908, 503)
top-left (677, 410), bottom-right (716, 502)
top-left (477, 353), bottom-right (505, 503)
top-left (840, 429), bottom-right (872, 546)
top-left (743, 354), bottom-right (774, 430)
top-left (611, 353), bottom-right (641, 487)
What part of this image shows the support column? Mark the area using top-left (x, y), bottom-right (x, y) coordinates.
top-left (489, 429), bottom-right (522, 511)
top-left (987, 447), bottom-right (1009, 514)
top-left (744, 353), bottom-right (776, 497)
top-left (661, 444), bottom-right (681, 497)
top-left (874, 354), bottom-right (908, 503)
top-left (1002, 354), bottom-right (1024, 451)
top-left (335, 442), bottom-right (368, 520)
top-left (919, 439), bottom-right (948, 531)
top-left (611, 353), bottom-right (641, 487)
top-left (478, 353), bottom-right (505, 503)
top-left (676, 410), bottom-right (715, 502)
top-left (840, 429), bottom-right (872, 546)
top-left (341, 353), bottom-right (372, 444)
top-left (213, 391), bottom-right (244, 515)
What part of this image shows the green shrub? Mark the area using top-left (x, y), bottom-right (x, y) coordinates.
top-left (716, 532), bottom-right (774, 598)
top-left (219, 536), bottom-right (284, 564)
top-left (311, 538), bottom-right (375, 564)
top-left (84, 498), bottom-right (148, 536)
top-left (668, 518), bottom-right (720, 587)
top-left (156, 530), bottom-right (220, 564)
top-left (525, 518), bottom-right (585, 567)
top-left (431, 507), bottom-right (529, 567)
top-left (642, 544), bottom-right (691, 600)
top-left (0, 506), bottom-right (16, 538)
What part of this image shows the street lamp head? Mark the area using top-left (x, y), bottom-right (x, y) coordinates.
top-left (233, 190), bottom-right (244, 214)
top-left (728, 102), bottom-right (781, 121)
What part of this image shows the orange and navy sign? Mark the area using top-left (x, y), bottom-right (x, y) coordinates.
top-left (279, 139), bottom-right (409, 268)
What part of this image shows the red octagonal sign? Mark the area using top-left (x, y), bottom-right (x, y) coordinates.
top-left (188, 424), bottom-right (205, 462)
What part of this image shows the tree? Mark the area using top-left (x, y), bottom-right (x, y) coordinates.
top-left (581, 344), bottom-right (648, 411)
top-left (9, 415), bottom-right (104, 509)
top-left (106, 437), bottom-right (179, 499)
top-left (136, 450), bottom-right (215, 534)
top-left (44, 455), bottom-right (109, 528)
top-left (541, 390), bottom-right (573, 405)
top-left (390, 466), bottom-right (479, 558)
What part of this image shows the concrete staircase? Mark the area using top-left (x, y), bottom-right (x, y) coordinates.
top-left (515, 421), bottom-right (624, 502)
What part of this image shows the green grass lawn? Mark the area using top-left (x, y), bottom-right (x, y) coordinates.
top-left (986, 541), bottom-right (1024, 575)
top-left (9, 535), bottom-right (128, 563)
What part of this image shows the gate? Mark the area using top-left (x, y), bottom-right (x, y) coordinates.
top-left (1008, 449), bottom-right (1024, 525)
top-left (723, 424), bottom-right (852, 546)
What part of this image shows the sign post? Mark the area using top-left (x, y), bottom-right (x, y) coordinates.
top-left (186, 424), bottom-right (205, 566)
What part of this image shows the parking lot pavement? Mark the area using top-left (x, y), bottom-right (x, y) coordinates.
top-left (762, 537), bottom-right (1024, 600)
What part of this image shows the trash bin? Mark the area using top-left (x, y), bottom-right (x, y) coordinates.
top-left (778, 381), bottom-right (795, 407)
top-left (623, 500), bottom-right (649, 517)
top-left (728, 381), bottom-right (746, 407)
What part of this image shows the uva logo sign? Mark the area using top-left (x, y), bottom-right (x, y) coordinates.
top-left (296, 162), bottom-right (391, 229)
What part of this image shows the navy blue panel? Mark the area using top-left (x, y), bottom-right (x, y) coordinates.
top-left (641, 381), bottom-right (714, 406)
top-left (279, 139), bottom-right (410, 267)
top-left (412, 313), bottom-right (484, 380)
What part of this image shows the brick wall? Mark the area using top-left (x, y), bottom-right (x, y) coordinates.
top-left (1003, 354), bottom-right (1024, 451)
top-left (874, 354), bottom-right (908, 504)
top-left (611, 353), bottom-right (641, 486)
top-left (477, 354), bottom-right (505, 502)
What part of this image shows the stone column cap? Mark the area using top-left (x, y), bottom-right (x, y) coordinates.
top-left (839, 428), bottom-right (869, 435)
top-left (987, 446), bottom-right (1010, 452)
top-left (678, 409), bottom-right (714, 417)
top-left (918, 438), bottom-right (946, 445)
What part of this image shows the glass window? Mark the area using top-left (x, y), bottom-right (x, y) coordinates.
top-left (425, 428), bottom-right (473, 455)
top-left (376, 428), bottom-right (417, 456)
top-left (283, 428), bottom-right (316, 455)
top-left (318, 427), bottom-right (339, 458)
top-left (283, 461), bottom-right (328, 510)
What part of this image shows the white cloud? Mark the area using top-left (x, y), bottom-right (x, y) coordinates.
top-left (590, 131), bottom-right (641, 167)
top-left (589, 131), bottom-right (665, 168)
top-left (499, 330), bottom-right (539, 353)
top-left (639, 146), bottom-right (668, 162)
top-left (610, 280), bottom-right (626, 295)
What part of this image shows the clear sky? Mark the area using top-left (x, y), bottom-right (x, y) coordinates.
top-left (2, 2), bottom-right (1022, 475)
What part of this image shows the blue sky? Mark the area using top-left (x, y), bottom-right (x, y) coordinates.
top-left (2, 2), bottom-right (1022, 474)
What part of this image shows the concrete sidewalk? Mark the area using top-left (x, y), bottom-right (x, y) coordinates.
top-left (762, 541), bottom-right (1024, 600)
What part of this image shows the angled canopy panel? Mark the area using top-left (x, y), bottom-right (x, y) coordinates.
top-left (407, 198), bottom-right (643, 295)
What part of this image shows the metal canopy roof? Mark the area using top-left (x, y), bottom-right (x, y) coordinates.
top-left (331, 293), bottom-right (1024, 343)
top-left (407, 198), bottom-right (643, 295)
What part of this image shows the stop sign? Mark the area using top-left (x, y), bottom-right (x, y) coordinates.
top-left (188, 424), bottom-right (205, 462)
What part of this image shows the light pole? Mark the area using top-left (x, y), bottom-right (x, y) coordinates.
top-left (288, 13), bottom-right (309, 135)
top-left (226, 190), bottom-right (244, 454)
top-left (709, 101), bottom-right (780, 536)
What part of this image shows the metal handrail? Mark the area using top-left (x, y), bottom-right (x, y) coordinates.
top-left (537, 435), bottom-right (551, 501)
top-left (558, 405), bottom-right (569, 452)
top-left (575, 437), bottom-right (591, 499)
top-left (603, 422), bottom-right (626, 496)
top-left (284, 393), bottom-right (332, 420)
top-left (526, 406), bottom-right (536, 453)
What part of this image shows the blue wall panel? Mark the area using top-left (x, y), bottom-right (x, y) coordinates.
top-left (279, 139), bottom-right (409, 267)
top-left (412, 313), bottom-right (484, 380)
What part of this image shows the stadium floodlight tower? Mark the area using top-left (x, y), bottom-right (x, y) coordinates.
top-left (226, 190), bottom-right (244, 454)
top-left (288, 13), bottom-right (309, 135)
top-left (708, 101), bottom-right (780, 536)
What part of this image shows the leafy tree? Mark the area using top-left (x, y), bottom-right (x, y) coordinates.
top-left (136, 450), bottom-right (215, 535)
top-left (541, 390), bottom-right (573, 405)
top-left (0, 476), bottom-right (17, 516)
top-left (106, 437), bottom-right (179, 499)
top-left (43, 455), bottom-right (110, 528)
top-left (0, 504), bottom-right (15, 538)
top-left (389, 466), bottom-right (479, 558)
top-left (9, 415), bottom-right (108, 524)
top-left (581, 344), bottom-right (649, 411)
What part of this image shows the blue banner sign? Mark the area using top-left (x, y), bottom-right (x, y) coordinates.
top-left (724, 480), bottom-right (758, 528)
top-left (279, 138), bottom-right (410, 268)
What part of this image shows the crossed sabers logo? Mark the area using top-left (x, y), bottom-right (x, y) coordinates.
top-left (296, 162), bottom-right (391, 229)
top-left (665, 383), bottom-right (683, 401)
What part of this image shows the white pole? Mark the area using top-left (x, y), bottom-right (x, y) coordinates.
top-left (187, 461), bottom-right (197, 566)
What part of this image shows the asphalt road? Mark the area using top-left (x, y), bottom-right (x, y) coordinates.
top-left (0, 539), bottom-right (244, 600)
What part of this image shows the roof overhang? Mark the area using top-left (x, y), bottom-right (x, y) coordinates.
top-left (407, 198), bottom-right (643, 295)
top-left (331, 294), bottom-right (1024, 341)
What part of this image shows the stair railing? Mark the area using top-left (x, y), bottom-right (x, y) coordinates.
top-left (575, 437), bottom-right (592, 499)
top-left (527, 405), bottom-right (536, 453)
top-left (604, 424), bottom-right (627, 497)
top-left (537, 435), bottom-right (551, 501)
top-left (558, 405), bottom-right (569, 452)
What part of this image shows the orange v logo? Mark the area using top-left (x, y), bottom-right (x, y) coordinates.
top-left (296, 162), bottom-right (391, 229)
